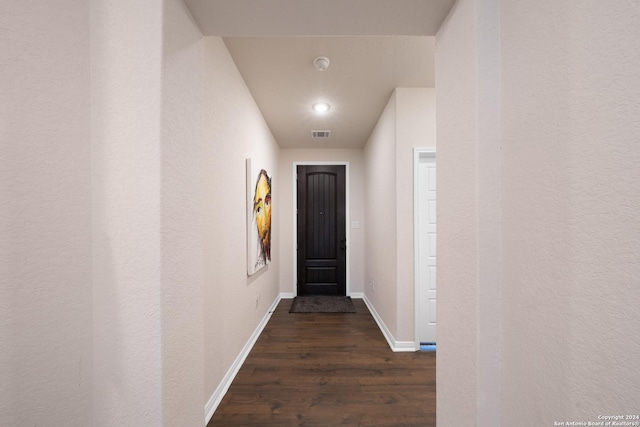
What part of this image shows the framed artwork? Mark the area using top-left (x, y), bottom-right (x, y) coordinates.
top-left (247, 158), bottom-right (272, 275)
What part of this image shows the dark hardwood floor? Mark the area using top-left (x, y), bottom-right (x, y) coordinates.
top-left (208, 298), bottom-right (436, 426)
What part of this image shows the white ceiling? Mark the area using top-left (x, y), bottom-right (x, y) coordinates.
top-left (184, 0), bottom-right (455, 149)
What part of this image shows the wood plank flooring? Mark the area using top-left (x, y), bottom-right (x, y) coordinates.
top-left (208, 298), bottom-right (436, 426)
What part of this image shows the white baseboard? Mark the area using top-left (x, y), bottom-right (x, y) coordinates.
top-left (204, 294), bottom-right (282, 424)
top-left (349, 292), bottom-right (364, 299)
top-left (360, 294), bottom-right (417, 352)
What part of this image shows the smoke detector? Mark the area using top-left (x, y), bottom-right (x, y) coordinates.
top-left (313, 56), bottom-right (330, 71)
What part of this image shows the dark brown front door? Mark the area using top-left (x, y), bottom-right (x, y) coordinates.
top-left (296, 165), bottom-right (346, 296)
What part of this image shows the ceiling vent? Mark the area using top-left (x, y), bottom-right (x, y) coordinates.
top-left (312, 130), bottom-right (331, 139)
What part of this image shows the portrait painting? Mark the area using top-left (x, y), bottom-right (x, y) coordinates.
top-left (247, 158), bottom-right (272, 275)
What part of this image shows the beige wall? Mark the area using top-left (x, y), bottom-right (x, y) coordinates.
top-left (92, 0), bottom-right (210, 424)
top-left (364, 93), bottom-right (399, 336)
top-left (91, 0), bottom-right (165, 424)
top-left (500, 0), bottom-right (640, 424)
top-left (92, 5), bottom-right (282, 423)
top-left (436, 0), bottom-right (640, 425)
top-left (203, 36), bottom-right (281, 412)
top-left (1, 1), bottom-right (92, 425)
top-left (435, 0), bottom-right (491, 424)
top-left (278, 149), bottom-right (365, 296)
top-left (364, 88), bottom-right (436, 345)
top-left (161, 0), bottom-right (206, 424)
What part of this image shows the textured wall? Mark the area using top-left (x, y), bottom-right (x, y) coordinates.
top-left (277, 149), bottom-right (366, 296)
top-left (160, 0), bottom-right (205, 425)
top-left (0, 2), bottom-right (92, 425)
top-left (474, 0), bottom-right (503, 423)
top-left (436, 0), bottom-right (640, 425)
top-left (203, 36), bottom-right (281, 408)
top-left (91, 0), bottom-right (164, 424)
top-left (435, 0), bottom-right (480, 424)
top-left (500, 0), bottom-right (640, 424)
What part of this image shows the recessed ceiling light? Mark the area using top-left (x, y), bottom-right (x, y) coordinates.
top-left (312, 102), bottom-right (330, 113)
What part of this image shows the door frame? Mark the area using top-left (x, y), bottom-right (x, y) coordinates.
top-left (414, 147), bottom-right (436, 350)
top-left (292, 161), bottom-right (350, 297)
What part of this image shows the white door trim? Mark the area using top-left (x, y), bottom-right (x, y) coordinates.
top-left (414, 147), bottom-right (436, 350)
top-left (292, 161), bottom-right (350, 297)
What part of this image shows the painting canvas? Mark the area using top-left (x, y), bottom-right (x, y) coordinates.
top-left (247, 158), bottom-right (272, 275)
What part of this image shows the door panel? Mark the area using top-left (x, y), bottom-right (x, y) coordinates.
top-left (297, 165), bottom-right (346, 296)
top-left (419, 155), bottom-right (437, 343)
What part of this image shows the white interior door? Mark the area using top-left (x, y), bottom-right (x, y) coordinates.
top-left (418, 154), bottom-right (436, 344)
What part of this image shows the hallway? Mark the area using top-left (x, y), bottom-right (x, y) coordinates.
top-left (5, 1), bottom-right (640, 425)
top-left (208, 299), bottom-right (436, 426)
